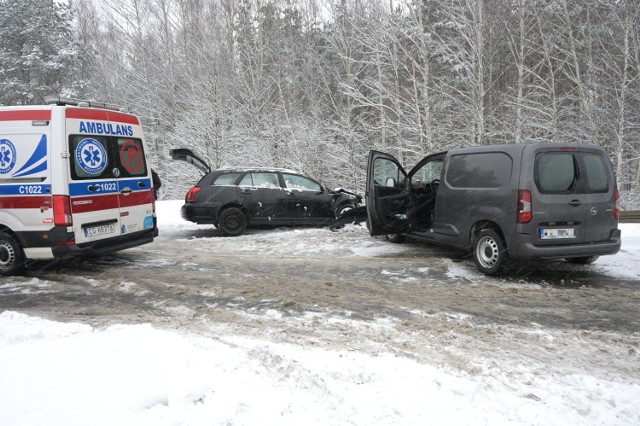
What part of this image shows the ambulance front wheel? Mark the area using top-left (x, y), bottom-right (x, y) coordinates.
top-left (0, 231), bottom-right (25, 276)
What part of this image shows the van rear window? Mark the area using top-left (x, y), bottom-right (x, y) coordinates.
top-left (534, 152), bottom-right (609, 194)
top-left (446, 152), bottom-right (511, 188)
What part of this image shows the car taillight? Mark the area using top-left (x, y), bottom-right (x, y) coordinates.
top-left (614, 189), bottom-right (620, 220)
top-left (517, 190), bottom-right (532, 224)
top-left (186, 187), bottom-right (200, 203)
top-left (53, 195), bottom-right (73, 226)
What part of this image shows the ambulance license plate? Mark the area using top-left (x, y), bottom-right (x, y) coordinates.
top-left (540, 228), bottom-right (575, 240)
top-left (83, 223), bottom-right (116, 238)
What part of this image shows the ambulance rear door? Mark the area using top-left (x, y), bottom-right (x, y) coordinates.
top-left (65, 108), bottom-right (154, 245)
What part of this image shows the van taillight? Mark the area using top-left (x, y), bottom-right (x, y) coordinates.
top-left (517, 190), bottom-right (532, 224)
top-left (614, 189), bottom-right (620, 220)
top-left (186, 187), bottom-right (200, 203)
top-left (53, 195), bottom-right (73, 226)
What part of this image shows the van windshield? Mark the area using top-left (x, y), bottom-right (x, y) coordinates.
top-left (534, 152), bottom-right (609, 194)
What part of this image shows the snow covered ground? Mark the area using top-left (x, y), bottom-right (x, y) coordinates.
top-left (0, 200), bottom-right (638, 426)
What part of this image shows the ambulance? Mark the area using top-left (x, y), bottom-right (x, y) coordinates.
top-left (0, 97), bottom-right (158, 275)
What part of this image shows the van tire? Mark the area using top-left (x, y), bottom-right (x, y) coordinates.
top-left (473, 229), bottom-right (507, 276)
top-left (0, 231), bottom-right (25, 276)
top-left (218, 207), bottom-right (247, 236)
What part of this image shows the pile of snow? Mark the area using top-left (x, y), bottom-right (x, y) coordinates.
top-left (0, 200), bottom-right (638, 425)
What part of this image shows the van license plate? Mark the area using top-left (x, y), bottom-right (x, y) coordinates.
top-left (540, 228), bottom-right (575, 240)
top-left (83, 223), bottom-right (116, 238)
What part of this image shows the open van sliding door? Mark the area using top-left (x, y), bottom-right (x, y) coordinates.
top-left (365, 151), bottom-right (413, 236)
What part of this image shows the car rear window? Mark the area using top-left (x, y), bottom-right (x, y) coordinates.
top-left (446, 152), bottom-right (512, 188)
top-left (213, 173), bottom-right (241, 186)
top-left (534, 152), bottom-right (609, 194)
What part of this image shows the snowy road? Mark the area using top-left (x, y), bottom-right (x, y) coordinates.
top-left (0, 200), bottom-right (639, 425)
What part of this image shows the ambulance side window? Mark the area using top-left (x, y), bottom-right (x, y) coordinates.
top-left (116, 138), bottom-right (147, 177)
top-left (69, 136), bottom-right (112, 180)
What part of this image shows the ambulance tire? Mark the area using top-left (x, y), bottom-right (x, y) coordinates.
top-left (218, 207), bottom-right (247, 236)
top-left (0, 231), bottom-right (25, 276)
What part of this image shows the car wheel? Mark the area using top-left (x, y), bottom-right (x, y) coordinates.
top-left (386, 233), bottom-right (405, 243)
top-left (566, 256), bottom-right (599, 265)
top-left (218, 207), bottom-right (247, 236)
top-left (473, 229), bottom-right (507, 276)
top-left (0, 231), bottom-right (25, 276)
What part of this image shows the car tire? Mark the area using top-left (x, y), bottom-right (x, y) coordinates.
top-left (0, 231), bottom-right (25, 276)
top-left (566, 256), bottom-right (599, 265)
top-left (386, 233), bottom-right (405, 243)
top-left (473, 229), bottom-right (507, 276)
top-left (217, 207), bottom-right (247, 236)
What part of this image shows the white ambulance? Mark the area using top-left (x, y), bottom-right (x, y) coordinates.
top-left (0, 97), bottom-right (158, 275)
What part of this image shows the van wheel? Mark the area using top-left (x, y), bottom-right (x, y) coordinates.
top-left (0, 231), bottom-right (25, 276)
top-left (218, 207), bottom-right (247, 236)
top-left (566, 256), bottom-right (599, 265)
top-left (386, 234), bottom-right (405, 243)
top-left (473, 229), bottom-right (507, 276)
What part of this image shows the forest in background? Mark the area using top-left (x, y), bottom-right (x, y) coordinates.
top-left (1, 0), bottom-right (639, 207)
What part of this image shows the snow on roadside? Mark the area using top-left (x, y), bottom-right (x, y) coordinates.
top-left (0, 311), bottom-right (638, 426)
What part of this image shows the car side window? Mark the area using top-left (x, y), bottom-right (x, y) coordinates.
top-left (446, 153), bottom-right (511, 188)
top-left (411, 161), bottom-right (442, 186)
top-left (240, 172), bottom-right (280, 188)
top-left (283, 174), bottom-right (321, 191)
top-left (213, 173), bottom-right (241, 186)
top-left (374, 158), bottom-right (406, 188)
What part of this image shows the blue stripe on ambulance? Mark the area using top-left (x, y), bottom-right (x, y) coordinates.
top-left (0, 184), bottom-right (51, 195)
top-left (69, 178), bottom-right (152, 196)
top-left (12, 134), bottom-right (47, 177)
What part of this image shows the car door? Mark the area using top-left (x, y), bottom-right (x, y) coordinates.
top-left (580, 150), bottom-right (618, 243)
top-left (238, 172), bottom-right (284, 222)
top-left (529, 147), bottom-right (588, 245)
top-left (281, 173), bottom-right (332, 223)
top-left (114, 137), bottom-right (154, 236)
top-left (365, 150), bottom-right (413, 236)
top-left (68, 134), bottom-right (122, 244)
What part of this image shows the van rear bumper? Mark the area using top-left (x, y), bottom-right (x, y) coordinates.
top-left (512, 229), bottom-right (621, 260)
top-left (51, 228), bottom-right (157, 259)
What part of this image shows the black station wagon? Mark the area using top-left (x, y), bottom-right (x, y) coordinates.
top-left (171, 148), bottom-right (359, 236)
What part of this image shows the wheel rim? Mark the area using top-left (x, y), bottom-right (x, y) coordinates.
top-left (476, 235), bottom-right (499, 269)
top-left (0, 240), bottom-right (16, 270)
top-left (223, 211), bottom-right (241, 232)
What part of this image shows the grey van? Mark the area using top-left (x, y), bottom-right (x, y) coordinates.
top-left (366, 143), bottom-right (621, 275)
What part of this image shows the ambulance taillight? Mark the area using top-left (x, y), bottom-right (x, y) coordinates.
top-left (53, 195), bottom-right (73, 226)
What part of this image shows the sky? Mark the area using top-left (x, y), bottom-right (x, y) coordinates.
top-left (0, 200), bottom-right (638, 426)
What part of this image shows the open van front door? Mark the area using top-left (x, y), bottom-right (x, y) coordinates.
top-left (365, 150), bottom-right (413, 236)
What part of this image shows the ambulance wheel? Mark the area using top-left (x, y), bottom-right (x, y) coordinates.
top-left (218, 207), bottom-right (247, 236)
top-left (0, 231), bottom-right (25, 276)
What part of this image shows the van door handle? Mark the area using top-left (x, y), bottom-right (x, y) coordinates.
top-left (120, 187), bottom-right (132, 195)
top-left (568, 200), bottom-right (582, 207)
